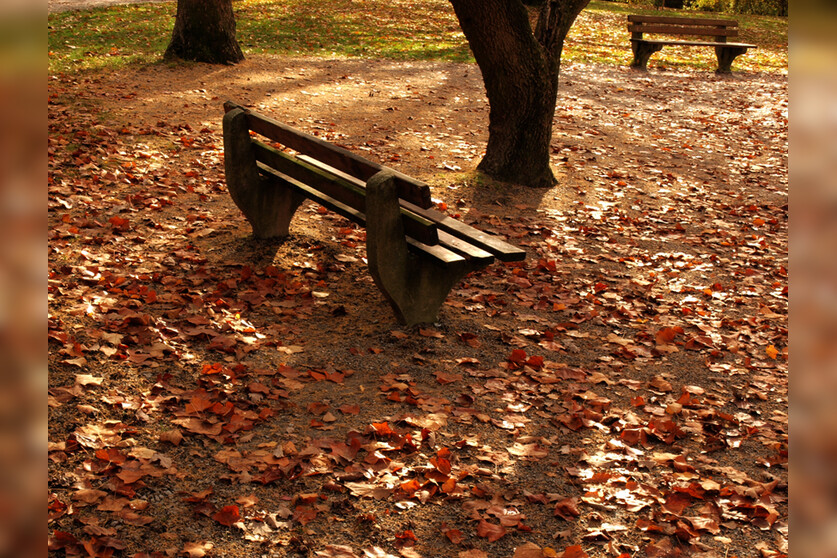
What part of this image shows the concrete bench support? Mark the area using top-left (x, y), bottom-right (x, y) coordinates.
top-left (365, 171), bottom-right (471, 325)
top-left (223, 107), bottom-right (304, 237)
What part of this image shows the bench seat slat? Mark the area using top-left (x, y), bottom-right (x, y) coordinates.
top-left (401, 201), bottom-right (526, 263)
top-left (405, 238), bottom-right (466, 264)
top-left (257, 162), bottom-right (366, 226)
top-left (632, 39), bottom-right (756, 48)
top-left (224, 101), bottom-right (433, 209)
top-left (254, 140), bottom-right (366, 212)
top-left (254, 141), bottom-right (439, 245)
top-left (297, 154), bottom-right (525, 263)
top-left (437, 231), bottom-right (494, 265)
top-left (258, 163), bottom-right (466, 265)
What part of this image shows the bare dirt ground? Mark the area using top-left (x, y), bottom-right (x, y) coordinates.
top-left (48, 19), bottom-right (787, 558)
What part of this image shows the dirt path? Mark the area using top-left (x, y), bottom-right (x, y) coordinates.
top-left (48, 51), bottom-right (788, 558)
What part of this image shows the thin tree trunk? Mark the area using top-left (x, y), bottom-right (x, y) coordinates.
top-left (165, 0), bottom-right (244, 65)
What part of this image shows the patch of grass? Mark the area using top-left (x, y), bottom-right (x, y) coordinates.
top-left (48, 3), bottom-right (175, 72)
top-left (238, 0), bottom-right (471, 62)
top-left (48, 0), bottom-right (786, 74)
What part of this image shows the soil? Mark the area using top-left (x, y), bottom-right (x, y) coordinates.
top-left (48, 7), bottom-right (788, 558)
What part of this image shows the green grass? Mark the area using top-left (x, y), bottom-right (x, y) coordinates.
top-left (48, 0), bottom-right (787, 74)
top-left (48, 3), bottom-right (175, 71)
top-left (240, 0), bottom-right (470, 62)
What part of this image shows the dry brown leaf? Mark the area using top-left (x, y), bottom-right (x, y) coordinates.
top-left (513, 542), bottom-right (544, 558)
top-left (182, 541), bottom-right (214, 557)
top-left (159, 429), bottom-right (183, 446)
top-left (75, 374), bottom-right (103, 386)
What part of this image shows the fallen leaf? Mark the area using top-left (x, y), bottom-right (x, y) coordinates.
top-left (476, 519), bottom-right (507, 542)
top-left (553, 498), bottom-right (580, 520)
top-left (400, 479), bottom-right (422, 495)
top-left (507, 442), bottom-right (549, 459)
top-left (419, 328), bottom-right (444, 338)
top-left (236, 494), bottom-right (259, 508)
top-left (442, 523), bottom-right (464, 544)
top-left (75, 374), bottom-right (104, 386)
top-left (72, 489), bottom-right (108, 504)
top-left (560, 546), bottom-right (589, 558)
top-left (212, 505), bottom-right (240, 526)
top-left (655, 326), bottom-right (683, 346)
top-left (172, 417), bottom-right (223, 436)
top-left (345, 482), bottom-right (393, 500)
top-left (159, 430), bottom-right (183, 446)
top-left (649, 376), bottom-right (673, 392)
top-left (434, 371), bottom-right (462, 384)
top-left (514, 542), bottom-right (545, 558)
top-left (182, 541), bottom-right (214, 558)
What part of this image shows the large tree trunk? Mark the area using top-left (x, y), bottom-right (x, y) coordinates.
top-left (164, 0), bottom-right (244, 65)
top-left (450, 0), bottom-right (589, 188)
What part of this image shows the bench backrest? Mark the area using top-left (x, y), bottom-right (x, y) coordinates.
top-left (223, 101), bottom-right (433, 209)
top-left (627, 15), bottom-right (740, 42)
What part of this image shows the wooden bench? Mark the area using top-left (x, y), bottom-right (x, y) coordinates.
top-left (627, 15), bottom-right (756, 73)
top-left (222, 101), bottom-right (525, 325)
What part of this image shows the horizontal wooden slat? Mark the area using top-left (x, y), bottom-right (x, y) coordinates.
top-left (298, 154), bottom-right (525, 263)
top-left (629, 24), bottom-right (738, 36)
top-left (254, 142), bottom-right (439, 245)
top-left (299, 153), bottom-right (386, 189)
top-left (297, 154), bottom-right (454, 249)
top-left (224, 101), bottom-right (433, 209)
top-left (632, 39), bottom-right (756, 48)
top-left (628, 15), bottom-right (738, 26)
top-left (253, 140), bottom-right (365, 211)
top-left (257, 163), bottom-right (366, 226)
top-left (258, 164), bottom-right (464, 266)
top-left (405, 238), bottom-right (466, 264)
top-left (437, 230), bottom-right (494, 265)
top-left (401, 201), bottom-right (526, 262)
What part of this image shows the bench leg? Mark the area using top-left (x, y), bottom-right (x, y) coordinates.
top-left (223, 108), bottom-right (305, 238)
top-left (365, 171), bottom-right (471, 325)
top-left (631, 41), bottom-right (663, 70)
top-left (715, 46), bottom-right (749, 74)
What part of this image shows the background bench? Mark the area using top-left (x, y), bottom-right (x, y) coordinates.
top-left (627, 15), bottom-right (756, 73)
top-left (222, 101), bottom-right (525, 326)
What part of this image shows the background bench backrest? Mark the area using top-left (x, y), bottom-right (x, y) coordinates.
top-left (627, 15), bottom-right (739, 43)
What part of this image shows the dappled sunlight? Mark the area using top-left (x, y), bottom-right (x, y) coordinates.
top-left (48, 0), bottom-right (786, 555)
top-left (48, 0), bottom-right (787, 75)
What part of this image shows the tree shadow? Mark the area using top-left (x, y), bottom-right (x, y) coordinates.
top-left (58, 50), bottom-right (786, 237)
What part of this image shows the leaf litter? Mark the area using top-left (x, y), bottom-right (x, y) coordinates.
top-left (49, 55), bottom-right (786, 557)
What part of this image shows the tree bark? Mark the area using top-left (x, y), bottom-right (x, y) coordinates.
top-left (164, 0), bottom-right (244, 65)
top-left (449, 0), bottom-right (590, 188)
